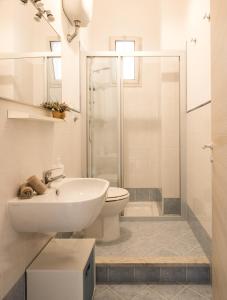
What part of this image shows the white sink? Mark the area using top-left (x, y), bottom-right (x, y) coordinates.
top-left (8, 178), bottom-right (109, 233)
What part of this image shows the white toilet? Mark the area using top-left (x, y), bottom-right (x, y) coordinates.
top-left (85, 187), bottom-right (129, 242)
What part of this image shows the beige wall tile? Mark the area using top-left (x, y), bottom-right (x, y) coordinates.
top-left (161, 59), bottom-right (180, 198)
top-left (161, 147), bottom-right (180, 198)
top-left (123, 59), bottom-right (161, 188)
top-left (186, 104), bottom-right (212, 237)
top-left (0, 0), bottom-right (84, 297)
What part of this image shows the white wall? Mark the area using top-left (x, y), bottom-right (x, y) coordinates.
top-left (186, 0), bottom-right (211, 111)
top-left (185, 0), bottom-right (212, 237)
top-left (86, 0), bottom-right (186, 195)
top-left (161, 58), bottom-right (180, 198)
top-left (87, 0), bottom-right (162, 189)
top-left (159, 0), bottom-right (189, 198)
top-left (160, 0), bottom-right (212, 230)
top-left (87, 1), bottom-right (212, 226)
top-left (161, 0), bottom-right (189, 50)
top-left (88, 0), bottom-right (161, 51)
top-left (123, 58), bottom-right (161, 188)
top-left (0, 0), bottom-right (84, 298)
top-left (187, 104), bottom-right (212, 237)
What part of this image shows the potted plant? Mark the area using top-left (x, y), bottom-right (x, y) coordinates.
top-left (41, 101), bottom-right (72, 119)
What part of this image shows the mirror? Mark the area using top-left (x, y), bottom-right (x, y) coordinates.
top-left (0, 0), bottom-right (62, 106)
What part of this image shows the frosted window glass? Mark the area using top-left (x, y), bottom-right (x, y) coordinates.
top-left (115, 40), bottom-right (134, 52)
top-left (115, 41), bottom-right (135, 80)
top-left (50, 41), bottom-right (61, 52)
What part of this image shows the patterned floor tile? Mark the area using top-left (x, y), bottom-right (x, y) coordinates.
top-left (189, 285), bottom-right (212, 299)
top-left (167, 240), bottom-right (199, 256)
top-left (94, 286), bottom-right (123, 300)
top-left (187, 246), bottom-right (207, 257)
top-left (95, 221), bottom-right (207, 258)
top-left (94, 285), bottom-right (109, 298)
top-left (130, 288), bottom-right (165, 300)
top-left (94, 285), bottom-right (212, 300)
top-left (173, 286), bottom-right (210, 299)
top-left (109, 285), bottom-right (150, 300)
top-left (149, 284), bottom-right (186, 299)
top-left (149, 247), bottom-right (179, 257)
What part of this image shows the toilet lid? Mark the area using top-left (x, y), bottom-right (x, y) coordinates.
top-left (106, 187), bottom-right (129, 202)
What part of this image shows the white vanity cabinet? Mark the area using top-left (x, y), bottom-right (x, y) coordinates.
top-left (27, 239), bottom-right (95, 300)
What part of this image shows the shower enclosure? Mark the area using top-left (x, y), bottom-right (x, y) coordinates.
top-left (85, 52), bottom-right (185, 217)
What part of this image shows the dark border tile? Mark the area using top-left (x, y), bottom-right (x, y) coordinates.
top-left (135, 266), bottom-right (160, 283)
top-left (187, 266), bottom-right (211, 283)
top-left (55, 232), bottom-right (73, 239)
top-left (108, 265), bottom-right (134, 283)
top-left (96, 264), bottom-right (211, 284)
top-left (126, 188), bottom-right (136, 201)
top-left (3, 275), bottom-right (25, 300)
top-left (136, 189), bottom-right (150, 201)
top-left (96, 265), bottom-right (108, 283)
top-left (160, 267), bottom-right (186, 283)
top-left (187, 205), bottom-right (212, 259)
top-left (164, 198), bottom-right (181, 215)
top-left (149, 189), bottom-right (162, 202)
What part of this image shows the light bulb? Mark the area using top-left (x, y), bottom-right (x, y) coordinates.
top-left (34, 12), bottom-right (42, 21)
top-left (33, 0), bottom-right (44, 8)
top-left (46, 10), bottom-right (55, 22)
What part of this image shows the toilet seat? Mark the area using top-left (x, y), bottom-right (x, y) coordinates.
top-left (106, 187), bottom-right (129, 202)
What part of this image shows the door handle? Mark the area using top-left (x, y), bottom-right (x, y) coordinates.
top-left (202, 144), bottom-right (213, 150)
top-left (203, 13), bottom-right (211, 21)
top-left (202, 144), bottom-right (213, 163)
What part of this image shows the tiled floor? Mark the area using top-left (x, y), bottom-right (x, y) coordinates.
top-left (124, 202), bottom-right (160, 217)
top-left (95, 221), bottom-right (207, 258)
top-left (94, 284), bottom-right (212, 300)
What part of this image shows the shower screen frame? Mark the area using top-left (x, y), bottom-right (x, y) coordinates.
top-left (83, 51), bottom-right (186, 217)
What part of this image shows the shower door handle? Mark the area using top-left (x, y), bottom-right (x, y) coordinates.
top-left (89, 119), bottom-right (92, 143)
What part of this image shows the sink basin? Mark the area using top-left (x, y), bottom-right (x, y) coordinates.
top-left (8, 178), bottom-right (109, 233)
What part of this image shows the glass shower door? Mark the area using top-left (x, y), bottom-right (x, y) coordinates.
top-left (87, 57), bottom-right (121, 187)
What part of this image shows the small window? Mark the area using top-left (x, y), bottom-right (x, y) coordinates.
top-left (115, 40), bottom-right (135, 80)
top-left (110, 36), bottom-right (141, 86)
top-left (50, 41), bottom-right (61, 81)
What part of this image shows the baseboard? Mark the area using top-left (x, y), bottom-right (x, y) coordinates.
top-left (163, 198), bottom-right (181, 215)
top-left (3, 275), bottom-right (25, 300)
top-left (187, 205), bottom-right (212, 259)
top-left (126, 188), bottom-right (162, 202)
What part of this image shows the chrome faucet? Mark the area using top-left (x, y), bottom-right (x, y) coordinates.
top-left (43, 168), bottom-right (66, 184)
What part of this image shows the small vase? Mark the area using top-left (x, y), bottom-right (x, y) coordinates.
top-left (52, 111), bottom-right (65, 119)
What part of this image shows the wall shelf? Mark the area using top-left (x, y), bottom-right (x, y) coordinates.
top-left (7, 110), bottom-right (65, 123)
